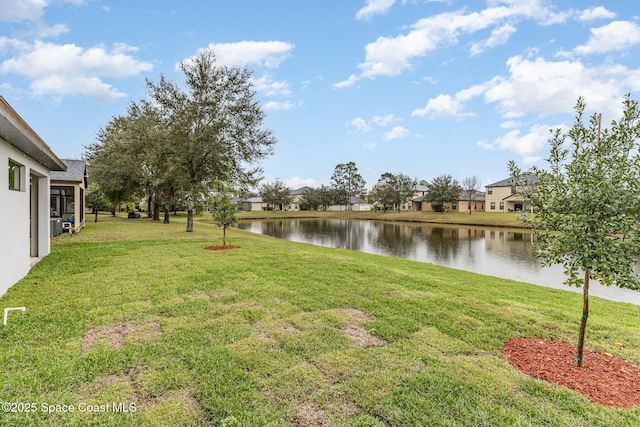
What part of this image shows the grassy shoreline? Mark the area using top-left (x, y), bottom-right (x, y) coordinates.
top-left (237, 210), bottom-right (527, 229)
top-left (1, 214), bottom-right (638, 426)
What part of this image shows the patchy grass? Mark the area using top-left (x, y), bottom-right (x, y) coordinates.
top-left (0, 214), bottom-right (639, 426)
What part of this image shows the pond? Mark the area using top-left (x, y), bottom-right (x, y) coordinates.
top-left (236, 218), bottom-right (640, 305)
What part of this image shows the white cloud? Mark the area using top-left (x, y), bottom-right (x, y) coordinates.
top-left (470, 24), bottom-right (516, 57)
top-left (571, 21), bottom-right (640, 56)
top-left (478, 123), bottom-right (551, 163)
top-left (411, 93), bottom-right (476, 120)
top-left (0, 0), bottom-right (46, 22)
top-left (350, 117), bottom-right (372, 132)
top-left (372, 114), bottom-right (398, 126)
top-left (578, 6), bottom-right (616, 22)
top-left (483, 55), bottom-right (640, 119)
top-left (384, 125), bottom-right (409, 140)
top-left (263, 100), bottom-right (295, 111)
top-left (251, 75), bottom-right (291, 97)
top-left (336, 0), bottom-right (569, 87)
top-left (349, 114), bottom-right (398, 131)
top-left (356, 0), bottom-right (396, 21)
top-left (0, 41), bottom-right (153, 100)
top-left (205, 41), bottom-right (294, 69)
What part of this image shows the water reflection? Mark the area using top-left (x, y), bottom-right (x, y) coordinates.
top-left (236, 218), bottom-right (640, 305)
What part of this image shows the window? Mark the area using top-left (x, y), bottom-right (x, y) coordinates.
top-left (8, 159), bottom-right (23, 191)
top-left (452, 202), bottom-right (457, 210)
top-left (487, 188), bottom-right (493, 195)
top-left (499, 201), bottom-right (504, 211)
top-left (490, 202), bottom-right (495, 210)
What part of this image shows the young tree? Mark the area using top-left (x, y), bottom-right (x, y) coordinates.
top-left (461, 175), bottom-right (480, 215)
top-left (146, 49), bottom-right (276, 232)
top-left (209, 179), bottom-right (239, 247)
top-left (330, 162), bottom-right (366, 210)
top-left (509, 95), bottom-right (640, 367)
top-left (259, 180), bottom-right (292, 211)
top-left (423, 174), bottom-right (461, 212)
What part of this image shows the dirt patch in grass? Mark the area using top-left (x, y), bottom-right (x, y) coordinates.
top-left (332, 308), bottom-right (387, 348)
top-left (333, 308), bottom-right (374, 324)
top-left (293, 402), bottom-right (327, 426)
top-left (342, 325), bottom-right (387, 348)
top-left (82, 320), bottom-right (162, 353)
top-left (204, 245), bottom-right (240, 251)
top-left (502, 337), bottom-right (640, 408)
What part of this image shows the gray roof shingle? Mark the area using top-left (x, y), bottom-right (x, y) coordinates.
top-left (50, 159), bottom-right (87, 184)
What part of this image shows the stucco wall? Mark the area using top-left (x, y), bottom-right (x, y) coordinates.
top-left (485, 186), bottom-right (513, 212)
top-left (0, 139), bottom-right (51, 296)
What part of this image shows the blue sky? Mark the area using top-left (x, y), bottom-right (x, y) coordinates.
top-left (2, 1), bottom-right (640, 190)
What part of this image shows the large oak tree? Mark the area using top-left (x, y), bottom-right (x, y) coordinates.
top-left (146, 49), bottom-right (276, 231)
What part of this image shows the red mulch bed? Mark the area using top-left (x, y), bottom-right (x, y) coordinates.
top-left (204, 245), bottom-right (240, 251)
top-left (501, 338), bottom-right (640, 408)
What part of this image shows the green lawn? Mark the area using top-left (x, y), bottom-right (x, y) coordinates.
top-left (1, 214), bottom-right (639, 426)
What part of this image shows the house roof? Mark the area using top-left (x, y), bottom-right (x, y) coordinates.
top-left (459, 190), bottom-right (485, 201)
top-left (0, 96), bottom-right (66, 171)
top-left (50, 159), bottom-right (87, 184)
top-left (291, 186), bottom-right (312, 195)
top-left (486, 173), bottom-right (536, 188)
top-left (244, 197), bottom-right (263, 203)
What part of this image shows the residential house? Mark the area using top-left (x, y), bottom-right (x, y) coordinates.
top-left (412, 191), bottom-right (485, 213)
top-left (457, 190), bottom-right (485, 213)
top-left (241, 186), bottom-right (314, 212)
top-left (50, 159), bottom-right (88, 232)
top-left (485, 176), bottom-right (534, 212)
top-left (289, 186), bottom-right (312, 211)
top-left (400, 184), bottom-right (428, 211)
top-left (0, 96), bottom-right (66, 296)
top-left (241, 196), bottom-right (268, 212)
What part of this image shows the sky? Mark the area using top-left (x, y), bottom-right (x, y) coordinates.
top-left (2, 0), bottom-right (640, 190)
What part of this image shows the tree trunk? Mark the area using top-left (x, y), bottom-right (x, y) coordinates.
top-left (147, 194), bottom-right (153, 218)
top-left (223, 226), bottom-right (227, 248)
top-left (94, 209), bottom-right (98, 222)
top-left (186, 209), bottom-right (194, 232)
top-left (163, 207), bottom-right (170, 224)
top-left (576, 268), bottom-right (590, 367)
top-left (153, 200), bottom-right (160, 221)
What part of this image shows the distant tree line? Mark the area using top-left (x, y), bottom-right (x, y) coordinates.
top-left (258, 162), bottom-right (481, 214)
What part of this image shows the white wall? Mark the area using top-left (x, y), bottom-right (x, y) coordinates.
top-left (0, 139), bottom-right (50, 296)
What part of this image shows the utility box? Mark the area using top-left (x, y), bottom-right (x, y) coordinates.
top-left (50, 218), bottom-right (62, 237)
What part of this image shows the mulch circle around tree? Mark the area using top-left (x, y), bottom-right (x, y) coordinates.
top-left (204, 246), bottom-right (240, 251)
top-left (501, 337), bottom-right (640, 408)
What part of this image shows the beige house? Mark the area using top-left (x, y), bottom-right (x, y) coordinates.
top-left (241, 197), bottom-right (267, 211)
top-left (485, 176), bottom-right (532, 212)
top-left (411, 191), bottom-right (485, 213)
top-left (50, 159), bottom-right (87, 232)
top-left (457, 190), bottom-right (485, 213)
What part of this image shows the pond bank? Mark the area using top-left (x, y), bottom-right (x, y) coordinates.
top-left (237, 210), bottom-right (527, 229)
